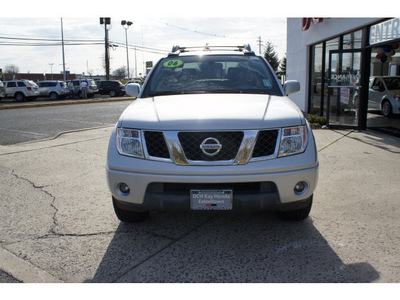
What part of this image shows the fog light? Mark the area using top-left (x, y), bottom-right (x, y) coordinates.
top-left (294, 181), bottom-right (307, 194)
top-left (119, 183), bottom-right (130, 194)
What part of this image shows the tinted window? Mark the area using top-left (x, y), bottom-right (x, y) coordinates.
top-left (7, 82), bottom-right (17, 87)
top-left (383, 77), bottom-right (400, 90)
top-left (17, 82), bottom-right (26, 87)
top-left (49, 82), bottom-right (57, 87)
top-left (142, 55), bottom-right (282, 97)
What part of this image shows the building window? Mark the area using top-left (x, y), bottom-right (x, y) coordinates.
top-left (343, 30), bottom-right (363, 50)
top-left (310, 43), bottom-right (323, 115)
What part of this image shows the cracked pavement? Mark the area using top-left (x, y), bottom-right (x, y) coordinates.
top-left (0, 126), bottom-right (400, 283)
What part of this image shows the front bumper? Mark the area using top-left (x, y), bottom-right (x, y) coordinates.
top-left (107, 162), bottom-right (319, 212)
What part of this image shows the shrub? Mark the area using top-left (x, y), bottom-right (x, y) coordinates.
top-left (308, 115), bottom-right (327, 126)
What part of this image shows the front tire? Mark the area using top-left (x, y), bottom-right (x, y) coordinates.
top-left (277, 195), bottom-right (313, 221)
top-left (50, 92), bottom-right (59, 100)
top-left (112, 197), bottom-right (149, 223)
top-left (381, 100), bottom-right (392, 117)
top-left (110, 90), bottom-right (117, 97)
top-left (15, 93), bottom-right (25, 102)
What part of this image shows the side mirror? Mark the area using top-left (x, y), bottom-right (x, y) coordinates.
top-left (283, 80), bottom-right (300, 96)
top-left (125, 83), bottom-right (141, 97)
top-left (371, 86), bottom-right (380, 91)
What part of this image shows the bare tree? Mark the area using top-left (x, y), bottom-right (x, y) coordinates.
top-left (4, 64), bottom-right (20, 80)
top-left (112, 66), bottom-right (127, 80)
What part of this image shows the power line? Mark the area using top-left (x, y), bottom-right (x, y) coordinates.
top-left (0, 42), bottom-right (104, 46)
top-left (149, 19), bottom-right (255, 40)
top-left (0, 36), bottom-right (103, 43)
top-left (0, 35), bottom-right (169, 55)
top-left (110, 41), bottom-right (169, 55)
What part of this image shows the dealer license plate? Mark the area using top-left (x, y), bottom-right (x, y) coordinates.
top-left (190, 190), bottom-right (233, 210)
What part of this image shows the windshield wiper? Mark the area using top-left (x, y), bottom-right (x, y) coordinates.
top-left (148, 91), bottom-right (179, 97)
top-left (148, 90), bottom-right (207, 97)
top-left (207, 89), bottom-right (243, 93)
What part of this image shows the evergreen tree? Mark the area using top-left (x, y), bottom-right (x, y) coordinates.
top-left (263, 41), bottom-right (280, 73)
top-left (280, 55), bottom-right (286, 75)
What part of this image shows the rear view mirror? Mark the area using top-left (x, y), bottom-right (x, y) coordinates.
top-left (283, 80), bottom-right (300, 96)
top-left (125, 83), bottom-right (141, 97)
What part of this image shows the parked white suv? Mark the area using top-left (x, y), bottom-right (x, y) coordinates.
top-left (37, 80), bottom-right (68, 100)
top-left (107, 45), bottom-right (319, 222)
top-left (72, 79), bottom-right (98, 98)
top-left (4, 80), bottom-right (40, 102)
top-left (0, 81), bottom-right (5, 98)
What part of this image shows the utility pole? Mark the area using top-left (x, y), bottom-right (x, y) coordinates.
top-left (100, 17), bottom-right (111, 80)
top-left (257, 36), bottom-right (262, 55)
top-left (61, 18), bottom-right (66, 81)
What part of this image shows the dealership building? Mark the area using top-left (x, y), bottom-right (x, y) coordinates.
top-left (286, 18), bottom-right (400, 130)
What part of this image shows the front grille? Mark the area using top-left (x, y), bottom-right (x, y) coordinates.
top-left (252, 130), bottom-right (279, 158)
top-left (144, 131), bottom-right (170, 159)
top-left (178, 131), bottom-right (244, 161)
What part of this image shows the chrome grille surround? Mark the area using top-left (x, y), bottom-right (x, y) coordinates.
top-left (142, 129), bottom-right (281, 166)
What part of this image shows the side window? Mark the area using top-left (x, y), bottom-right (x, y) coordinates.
top-left (17, 82), bottom-right (26, 87)
top-left (7, 82), bottom-right (17, 87)
top-left (49, 82), bottom-right (57, 87)
top-left (376, 79), bottom-right (384, 92)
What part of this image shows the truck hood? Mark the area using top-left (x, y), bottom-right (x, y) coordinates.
top-left (119, 94), bottom-right (304, 130)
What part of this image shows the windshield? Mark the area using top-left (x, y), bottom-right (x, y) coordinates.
top-left (141, 55), bottom-right (282, 97)
top-left (383, 77), bottom-right (400, 90)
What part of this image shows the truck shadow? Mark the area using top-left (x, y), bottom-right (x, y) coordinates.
top-left (88, 211), bottom-right (379, 283)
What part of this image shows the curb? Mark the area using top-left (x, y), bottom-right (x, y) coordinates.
top-left (0, 97), bottom-right (135, 110)
top-left (0, 247), bottom-right (63, 283)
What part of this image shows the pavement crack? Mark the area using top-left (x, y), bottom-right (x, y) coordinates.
top-left (0, 136), bottom-right (106, 156)
top-left (11, 170), bottom-right (59, 238)
top-left (37, 231), bottom-right (116, 239)
top-left (10, 170), bottom-right (115, 242)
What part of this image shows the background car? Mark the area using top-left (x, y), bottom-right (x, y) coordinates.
top-left (4, 80), bottom-right (40, 102)
top-left (0, 81), bottom-right (5, 98)
top-left (369, 76), bottom-right (400, 117)
top-left (72, 79), bottom-right (98, 98)
top-left (98, 80), bottom-right (125, 97)
top-left (37, 81), bottom-right (68, 100)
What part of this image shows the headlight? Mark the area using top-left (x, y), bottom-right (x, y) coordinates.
top-left (279, 126), bottom-right (308, 157)
top-left (116, 128), bottom-right (144, 158)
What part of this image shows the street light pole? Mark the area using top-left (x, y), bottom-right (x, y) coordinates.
top-left (100, 17), bottom-right (111, 80)
top-left (49, 63), bottom-right (54, 80)
top-left (121, 20), bottom-right (133, 80)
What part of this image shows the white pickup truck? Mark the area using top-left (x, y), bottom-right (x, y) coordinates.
top-left (106, 45), bottom-right (319, 222)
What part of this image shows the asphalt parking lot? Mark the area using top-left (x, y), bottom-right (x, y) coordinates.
top-left (0, 103), bottom-right (399, 284)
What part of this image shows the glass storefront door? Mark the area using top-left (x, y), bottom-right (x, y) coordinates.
top-left (327, 50), bottom-right (362, 127)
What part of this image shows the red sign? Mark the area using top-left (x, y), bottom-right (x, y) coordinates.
top-left (302, 18), bottom-right (324, 31)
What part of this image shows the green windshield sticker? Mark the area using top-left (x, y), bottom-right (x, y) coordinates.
top-left (163, 59), bottom-right (184, 68)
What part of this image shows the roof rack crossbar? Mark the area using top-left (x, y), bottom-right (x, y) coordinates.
top-left (169, 44), bottom-right (253, 55)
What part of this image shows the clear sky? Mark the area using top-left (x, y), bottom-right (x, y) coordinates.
top-left (0, 0), bottom-right (384, 77)
top-left (0, 16), bottom-right (287, 77)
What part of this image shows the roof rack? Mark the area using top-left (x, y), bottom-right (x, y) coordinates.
top-left (169, 44), bottom-right (254, 56)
